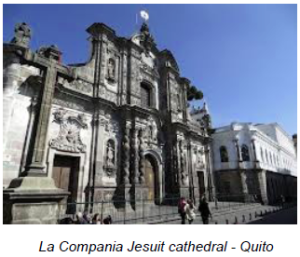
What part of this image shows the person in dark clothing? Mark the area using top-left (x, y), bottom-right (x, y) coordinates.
top-left (198, 196), bottom-right (212, 224)
top-left (178, 197), bottom-right (187, 224)
top-left (103, 215), bottom-right (112, 224)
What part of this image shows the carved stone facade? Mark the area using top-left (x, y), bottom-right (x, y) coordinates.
top-left (3, 21), bottom-right (212, 223)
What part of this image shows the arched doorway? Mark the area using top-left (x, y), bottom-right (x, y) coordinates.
top-left (144, 154), bottom-right (159, 204)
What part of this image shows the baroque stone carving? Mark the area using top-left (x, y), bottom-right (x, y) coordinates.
top-left (99, 116), bottom-right (119, 134)
top-left (179, 141), bottom-right (187, 185)
top-left (10, 22), bottom-right (31, 48)
top-left (122, 127), bottom-right (130, 184)
top-left (138, 129), bottom-right (146, 184)
top-left (146, 116), bottom-right (158, 145)
top-left (196, 148), bottom-right (205, 169)
top-left (61, 78), bottom-right (93, 96)
top-left (106, 58), bottom-right (116, 82)
top-left (50, 108), bottom-right (88, 153)
top-left (103, 139), bottom-right (116, 177)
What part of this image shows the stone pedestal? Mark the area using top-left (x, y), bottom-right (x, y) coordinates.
top-left (3, 177), bottom-right (69, 224)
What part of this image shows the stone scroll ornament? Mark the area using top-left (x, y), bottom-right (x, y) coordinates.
top-left (50, 109), bottom-right (88, 153)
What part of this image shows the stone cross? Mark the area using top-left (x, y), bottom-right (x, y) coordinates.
top-left (26, 46), bottom-right (70, 175)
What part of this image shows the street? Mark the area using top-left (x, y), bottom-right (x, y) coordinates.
top-left (248, 206), bottom-right (297, 224)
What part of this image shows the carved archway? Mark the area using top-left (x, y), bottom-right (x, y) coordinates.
top-left (143, 150), bottom-right (163, 204)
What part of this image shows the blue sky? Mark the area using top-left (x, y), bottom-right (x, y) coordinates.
top-left (3, 4), bottom-right (297, 135)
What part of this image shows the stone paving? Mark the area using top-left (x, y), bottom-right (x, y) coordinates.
top-left (149, 202), bottom-right (296, 225)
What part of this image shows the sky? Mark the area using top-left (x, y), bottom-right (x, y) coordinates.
top-left (3, 4), bottom-right (297, 135)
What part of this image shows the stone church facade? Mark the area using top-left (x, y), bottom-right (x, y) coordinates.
top-left (3, 22), bottom-right (212, 223)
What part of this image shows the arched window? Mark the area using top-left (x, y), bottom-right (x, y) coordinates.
top-left (260, 147), bottom-right (264, 162)
top-left (140, 82), bottom-right (152, 108)
top-left (220, 146), bottom-right (229, 162)
top-left (241, 144), bottom-right (250, 161)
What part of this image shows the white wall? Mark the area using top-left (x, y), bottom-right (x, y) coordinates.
top-left (212, 122), bottom-right (297, 177)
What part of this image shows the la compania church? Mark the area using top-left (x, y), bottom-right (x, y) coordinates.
top-left (3, 16), bottom-right (213, 224)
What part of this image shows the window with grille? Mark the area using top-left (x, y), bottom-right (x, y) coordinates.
top-left (241, 144), bottom-right (250, 161)
top-left (220, 146), bottom-right (229, 162)
top-left (141, 83), bottom-right (151, 108)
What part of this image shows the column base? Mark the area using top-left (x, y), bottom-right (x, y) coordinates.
top-left (3, 177), bottom-right (69, 224)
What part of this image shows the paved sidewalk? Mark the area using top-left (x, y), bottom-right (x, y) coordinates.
top-left (151, 202), bottom-right (296, 225)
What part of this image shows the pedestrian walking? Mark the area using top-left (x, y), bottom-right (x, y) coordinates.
top-left (178, 197), bottom-right (187, 224)
top-left (185, 199), bottom-right (196, 224)
top-left (198, 196), bottom-right (212, 224)
top-left (75, 212), bottom-right (88, 224)
top-left (92, 213), bottom-right (102, 224)
top-left (103, 215), bottom-right (112, 224)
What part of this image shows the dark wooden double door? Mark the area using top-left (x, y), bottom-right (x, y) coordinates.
top-left (198, 171), bottom-right (205, 197)
top-left (52, 155), bottom-right (80, 213)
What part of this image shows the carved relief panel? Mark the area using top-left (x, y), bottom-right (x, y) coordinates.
top-left (49, 108), bottom-right (88, 153)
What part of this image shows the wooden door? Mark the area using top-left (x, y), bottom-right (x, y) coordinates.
top-left (144, 158), bottom-right (155, 201)
top-left (198, 171), bottom-right (205, 197)
top-left (53, 156), bottom-right (79, 213)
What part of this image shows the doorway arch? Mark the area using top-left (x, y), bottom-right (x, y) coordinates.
top-left (143, 151), bottom-right (163, 204)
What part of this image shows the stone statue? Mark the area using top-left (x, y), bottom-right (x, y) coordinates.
top-left (107, 58), bottom-right (115, 80)
top-left (10, 22), bottom-right (31, 48)
top-left (107, 141), bottom-right (115, 167)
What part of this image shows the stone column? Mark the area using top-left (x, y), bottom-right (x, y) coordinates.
top-left (138, 129), bottom-right (146, 184)
top-left (178, 141), bottom-right (189, 198)
top-left (205, 146), bottom-right (215, 202)
top-left (234, 138), bottom-right (249, 202)
top-left (93, 116), bottom-right (110, 187)
top-left (251, 138), bottom-right (257, 163)
top-left (122, 126), bottom-right (131, 185)
top-left (19, 96), bottom-right (38, 176)
top-left (133, 129), bottom-right (140, 184)
top-left (119, 48), bottom-right (128, 105)
top-left (187, 140), bottom-right (195, 202)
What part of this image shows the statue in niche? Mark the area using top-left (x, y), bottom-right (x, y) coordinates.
top-left (105, 139), bottom-right (116, 177)
top-left (107, 58), bottom-right (116, 81)
top-left (107, 140), bottom-right (115, 167)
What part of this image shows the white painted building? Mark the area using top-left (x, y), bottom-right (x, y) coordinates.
top-left (211, 122), bottom-right (297, 204)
